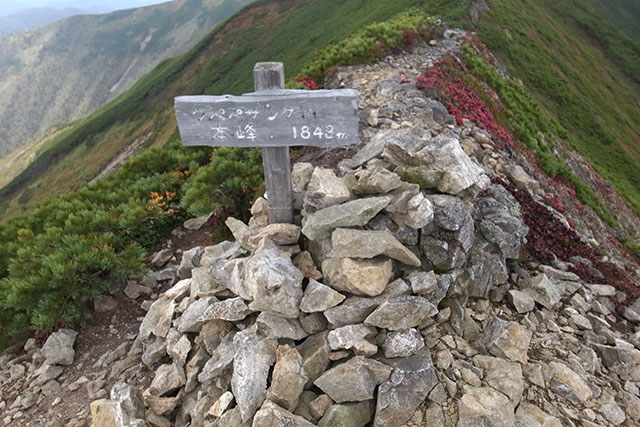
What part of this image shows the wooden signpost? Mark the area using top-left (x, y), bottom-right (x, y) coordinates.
top-left (174, 62), bottom-right (360, 224)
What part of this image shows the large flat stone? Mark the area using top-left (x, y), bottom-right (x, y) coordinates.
top-left (365, 296), bottom-right (437, 330)
top-left (300, 279), bottom-right (346, 313)
top-left (483, 317), bottom-right (531, 364)
top-left (244, 240), bottom-right (304, 319)
top-left (302, 197), bottom-right (390, 241)
top-left (328, 228), bottom-right (421, 267)
top-left (314, 357), bottom-right (391, 403)
top-left (324, 297), bottom-right (381, 328)
top-left (374, 352), bottom-right (438, 427)
top-left (457, 386), bottom-right (515, 427)
top-left (328, 324), bottom-right (378, 356)
top-left (267, 345), bottom-right (309, 412)
top-left (231, 325), bottom-right (278, 422)
top-left (323, 257), bottom-right (393, 297)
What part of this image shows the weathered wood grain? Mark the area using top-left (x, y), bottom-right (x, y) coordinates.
top-left (254, 62), bottom-right (293, 224)
top-left (175, 90), bottom-right (359, 148)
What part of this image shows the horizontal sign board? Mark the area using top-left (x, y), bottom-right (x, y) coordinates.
top-left (175, 89), bottom-right (359, 148)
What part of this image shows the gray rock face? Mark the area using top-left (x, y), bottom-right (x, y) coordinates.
top-left (244, 240), bottom-right (304, 319)
top-left (110, 383), bottom-right (146, 427)
top-left (328, 228), bottom-right (421, 267)
top-left (201, 297), bottom-right (252, 321)
top-left (483, 317), bottom-right (531, 364)
top-left (267, 345), bottom-right (309, 411)
top-left (476, 185), bottom-right (528, 259)
top-left (318, 401), bottom-right (375, 427)
top-left (178, 246), bottom-right (203, 279)
top-left (257, 312), bottom-right (309, 340)
top-left (383, 135), bottom-right (489, 197)
top-left (231, 326), bottom-right (278, 422)
top-left (522, 274), bottom-right (561, 310)
top-left (177, 296), bottom-right (217, 333)
top-left (389, 192), bottom-right (434, 230)
top-left (328, 324), bottom-right (379, 356)
top-left (322, 257), bottom-right (393, 297)
top-left (427, 194), bottom-right (473, 232)
top-left (592, 344), bottom-right (640, 381)
top-left (253, 400), bottom-right (317, 427)
top-left (302, 197), bottom-right (390, 241)
top-left (314, 357), bottom-right (391, 403)
top-left (246, 223), bottom-right (301, 248)
top-left (198, 332), bottom-right (236, 383)
top-left (139, 297), bottom-right (175, 340)
top-left (300, 279), bottom-right (346, 313)
top-left (292, 162), bottom-right (314, 193)
top-left (325, 297), bottom-right (381, 327)
top-left (383, 329), bottom-right (425, 358)
top-left (419, 235), bottom-right (467, 271)
top-left (41, 328), bottom-right (78, 366)
top-left (548, 361), bottom-right (593, 404)
top-left (507, 290), bottom-right (535, 314)
top-left (473, 355), bottom-right (524, 405)
top-left (457, 386), bottom-right (515, 427)
top-left (352, 166), bottom-right (403, 195)
top-left (304, 168), bottom-right (352, 211)
top-left (365, 296), bottom-right (437, 330)
top-left (407, 270), bottom-right (450, 306)
top-left (374, 353), bottom-right (438, 427)
top-left (367, 214), bottom-right (419, 246)
top-left (459, 238), bottom-right (508, 299)
top-left (515, 402), bottom-right (562, 427)
top-left (297, 332), bottom-right (331, 387)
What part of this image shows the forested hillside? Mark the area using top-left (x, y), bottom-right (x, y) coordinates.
top-left (0, 0), bottom-right (252, 159)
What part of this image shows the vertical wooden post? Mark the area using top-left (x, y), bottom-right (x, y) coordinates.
top-left (253, 62), bottom-right (294, 224)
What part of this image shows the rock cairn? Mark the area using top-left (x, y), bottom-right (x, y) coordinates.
top-left (83, 118), bottom-right (640, 427)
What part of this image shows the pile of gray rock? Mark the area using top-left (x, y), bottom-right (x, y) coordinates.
top-left (0, 329), bottom-right (78, 425)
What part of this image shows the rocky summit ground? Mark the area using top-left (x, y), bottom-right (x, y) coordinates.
top-left (1, 32), bottom-right (640, 427)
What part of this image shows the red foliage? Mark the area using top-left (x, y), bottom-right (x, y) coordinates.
top-left (294, 75), bottom-right (319, 90)
top-left (496, 178), bottom-right (639, 309)
top-left (416, 57), bottom-right (515, 148)
top-left (402, 29), bottom-right (418, 47)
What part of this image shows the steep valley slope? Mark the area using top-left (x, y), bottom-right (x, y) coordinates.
top-left (0, 0), bottom-right (253, 159)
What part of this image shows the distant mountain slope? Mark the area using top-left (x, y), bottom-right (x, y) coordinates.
top-left (0, 0), bottom-right (253, 159)
top-left (586, 0), bottom-right (640, 42)
top-left (0, 7), bottom-right (110, 35)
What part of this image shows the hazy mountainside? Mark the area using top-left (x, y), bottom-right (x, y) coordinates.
top-left (0, 7), bottom-right (111, 35)
top-left (0, 0), bottom-right (253, 159)
top-left (586, 0), bottom-right (640, 42)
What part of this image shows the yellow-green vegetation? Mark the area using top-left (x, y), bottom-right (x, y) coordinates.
top-left (461, 44), bottom-right (618, 226)
top-left (0, 0), bottom-right (465, 349)
top-left (476, 0), bottom-right (640, 217)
